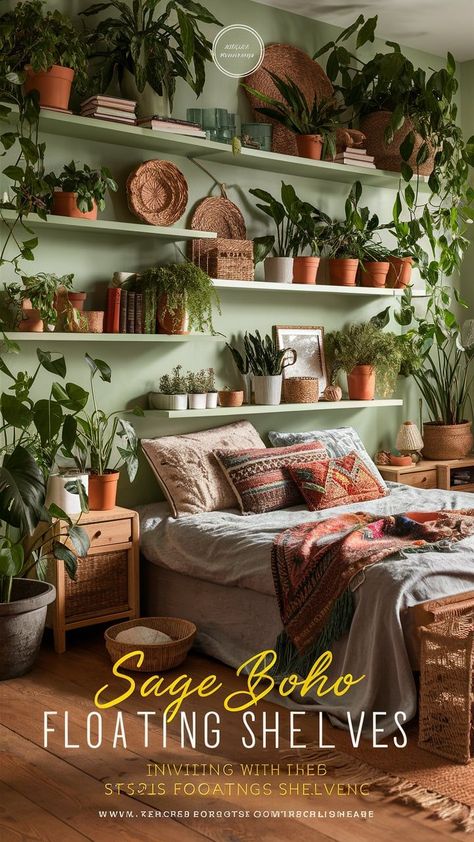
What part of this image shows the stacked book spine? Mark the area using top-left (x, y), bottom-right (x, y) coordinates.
top-left (80, 96), bottom-right (137, 125)
top-left (334, 147), bottom-right (376, 169)
top-left (105, 286), bottom-right (158, 334)
top-left (136, 115), bottom-right (206, 138)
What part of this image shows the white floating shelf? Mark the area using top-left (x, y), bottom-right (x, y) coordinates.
top-left (2, 332), bottom-right (223, 343)
top-left (145, 399), bottom-right (403, 419)
top-left (211, 279), bottom-right (427, 297)
top-left (0, 209), bottom-right (216, 241)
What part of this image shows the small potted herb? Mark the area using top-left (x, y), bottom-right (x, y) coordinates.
top-left (243, 72), bottom-right (344, 160)
top-left (139, 263), bottom-right (220, 335)
top-left (6, 272), bottom-right (74, 332)
top-left (187, 369), bottom-right (208, 410)
top-left (218, 386), bottom-right (244, 408)
top-left (150, 366), bottom-right (188, 410)
top-left (326, 320), bottom-right (402, 401)
top-left (46, 161), bottom-right (118, 220)
top-left (205, 368), bottom-right (218, 409)
top-left (251, 182), bottom-right (302, 284)
top-left (244, 331), bottom-right (296, 406)
top-left (226, 340), bottom-right (251, 404)
top-left (2, 1), bottom-right (89, 111)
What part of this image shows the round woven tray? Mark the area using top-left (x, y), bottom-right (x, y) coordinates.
top-left (190, 196), bottom-right (246, 238)
top-left (243, 44), bottom-right (333, 156)
top-left (105, 616), bottom-right (197, 672)
top-left (360, 111), bottom-right (435, 175)
top-left (126, 160), bottom-right (188, 226)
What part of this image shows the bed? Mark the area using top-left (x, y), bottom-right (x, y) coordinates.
top-left (139, 481), bottom-right (474, 737)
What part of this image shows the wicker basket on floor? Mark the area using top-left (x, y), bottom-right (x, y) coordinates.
top-left (191, 238), bottom-right (254, 281)
top-left (418, 615), bottom-right (474, 764)
top-left (283, 377), bottom-right (319, 403)
top-left (105, 617), bottom-right (197, 672)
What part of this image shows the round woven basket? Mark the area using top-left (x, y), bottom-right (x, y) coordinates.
top-left (126, 160), bottom-right (188, 226)
top-left (422, 422), bottom-right (473, 460)
top-left (360, 111), bottom-right (435, 175)
top-left (243, 44), bottom-right (333, 156)
top-left (283, 376), bottom-right (319, 403)
top-left (190, 196), bottom-right (246, 238)
top-left (105, 617), bottom-right (197, 672)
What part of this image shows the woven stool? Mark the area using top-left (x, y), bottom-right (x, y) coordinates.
top-left (418, 615), bottom-right (474, 764)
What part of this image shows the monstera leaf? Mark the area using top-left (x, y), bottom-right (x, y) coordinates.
top-left (0, 446), bottom-right (46, 533)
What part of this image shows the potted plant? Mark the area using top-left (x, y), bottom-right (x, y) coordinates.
top-left (386, 251), bottom-right (414, 290)
top-left (326, 318), bottom-right (402, 401)
top-left (243, 331), bottom-right (296, 405)
top-left (2, 0), bottom-right (89, 112)
top-left (187, 370), bottom-right (208, 410)
top-left (139, 263), bottom-right (220, 335)
top-left (292, 201), bottom-right (332, 284)
top-left (218, 387), bottom-right (244, 408)
top-left (82, 0), bottom-right (221, 117)
top-left (226, 340), bottom-right (251, 403)
top-left (0, 339), bottom-right (90, 679)
top-left (205, 368), bottom-right (218, 409)
top-left (243, 71), bottom-right (344, 161)
top-left (359, 242), bottom-right (391, 288)
top-left (251, 182), bottom-right (303, 284)
top-left (46, 161), bottom-right (118, 220)
top-left (73, 354), bottom-right (143, 510)
top-left (150, 365), bottom-right (188, 410)
top-left (6, 272), bottom-right (74, 332)
top-left (397, 286), bottom-right (474, 459)
top-left (322, 181), bottom-right (366, 286)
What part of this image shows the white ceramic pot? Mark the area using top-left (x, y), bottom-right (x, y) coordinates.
top-left (264, 257), bottom-right (294, 284)
top-left (206, 392), bottom-right (218, 408)
top-left (169, 394), bottom-right (188, 410)
top-left (149, 392), bottom-right (170, 410)
top-left (253, 375), bottom-right (282, 405)
top-left (46, 473), bottom-right (89, 516)
top-left (188, 393), bottom-right (207, 409)
top-left (120, 69), bottom-right (170, 119)
top-left (239, 372), bottom-right (252, 404)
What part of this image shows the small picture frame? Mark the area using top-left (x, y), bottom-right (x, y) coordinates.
top-left (274, 325), bottom-right (327, 396)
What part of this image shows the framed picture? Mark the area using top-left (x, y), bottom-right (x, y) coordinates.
top-left (274, 325), bottom-right (327, 396)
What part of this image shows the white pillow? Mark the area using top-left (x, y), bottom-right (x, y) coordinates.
top-left (268, 426), bottom-right (388, 489)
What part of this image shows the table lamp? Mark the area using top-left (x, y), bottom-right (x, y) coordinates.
top-left (396, 421), bottom-right (424, 463)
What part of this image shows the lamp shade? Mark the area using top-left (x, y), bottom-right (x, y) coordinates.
top-left (396, 421), bottom-right (424, 452)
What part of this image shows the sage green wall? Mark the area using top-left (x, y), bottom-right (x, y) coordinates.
top-left (0, 0), bottom-right (464, 507)
top-left (460, 60), bottom-right (474, 315)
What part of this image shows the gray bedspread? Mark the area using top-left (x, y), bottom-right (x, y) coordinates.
top-left (139, 483), bottom-right (474, 736)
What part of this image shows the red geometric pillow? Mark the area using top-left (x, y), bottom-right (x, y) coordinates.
top-left (214, 441), bottom-right (327, 514)
top-left (288, 452), bottom-right (387, 511)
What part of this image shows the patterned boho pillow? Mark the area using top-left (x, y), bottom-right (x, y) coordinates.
top-left (214, 442), bottom-right (327, 515)
top-left (289, 452), bottom-right (387, 511)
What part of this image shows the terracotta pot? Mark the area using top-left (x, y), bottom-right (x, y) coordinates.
top-left (293, 256), bottom-right (320, 284)
top-left (422, 422), bottom-right (473, 460)
top-left (157, 294), bottom-right (189, 335)
top-left (68, 291), bottom-right (87, 311)
top-left (218, 390), bottom-right (244, 407)
top-left (88, 471), bottom-right (120, 511)
top-left (360, 111), bottom-right (435, 175)
top-left (18, 298), bottom-right (43, 332)
top-left (361, 261), bottom-right (389, 288)
top-left (0, 579), bottom-right (56, 680)
top-left (52, 192), bottom-right (98, 220)
top-left (295, 134), bottom-right (323, 160)
top-left (24, 64), bottom-right (74, 111)
top-left (347, 365), bottom-right (376, 400)
top-left (86, 311), bottom-right (104, 333)
top-left (386, 256), bottom-right (414, 289)
top-left (328, 258), bottom-right (359, 286)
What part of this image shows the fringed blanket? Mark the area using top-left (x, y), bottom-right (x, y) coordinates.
top-left (271, 509), bottom-right (474, 675)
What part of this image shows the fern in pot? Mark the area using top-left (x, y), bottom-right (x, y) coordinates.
top-left (244, 331), bottom-right (296, 405)
top-left (139, 263), bottom-right (220, 335)
top-left (326, 318), bottom-right (402, 401)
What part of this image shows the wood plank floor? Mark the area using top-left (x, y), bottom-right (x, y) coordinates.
top-left (0, 627), bottom-right (462, 841)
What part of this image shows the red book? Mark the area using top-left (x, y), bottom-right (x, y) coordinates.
top-left (105, 287), bottom-right (121, 333)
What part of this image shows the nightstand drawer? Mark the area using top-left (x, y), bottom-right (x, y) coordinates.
top-left (403, 470), bottom-right (437, 489)
top-left (83, 518), bottom-right (132, 549)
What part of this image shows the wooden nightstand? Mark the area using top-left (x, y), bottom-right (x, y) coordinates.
top-left (46, 506), bottom-right (140, 653)
top-left (379, 456), bottom-right (474, 493)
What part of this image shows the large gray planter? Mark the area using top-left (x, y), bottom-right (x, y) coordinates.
top-left (0, 579), bottom-right (56, 680)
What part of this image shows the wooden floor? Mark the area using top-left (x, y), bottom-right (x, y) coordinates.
top-left (0, 628), bottom-right (462, 841)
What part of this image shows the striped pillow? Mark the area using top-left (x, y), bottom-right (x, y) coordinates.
top-left (214, 442), bottom-right (327, 514)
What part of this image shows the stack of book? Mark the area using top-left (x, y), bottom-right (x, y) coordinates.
top-left (334, 147), bottom-right (376, 169)
top-left (105, 286), bottom-right (158, 334)
top-left (80, 96), bottom-right (137, 125)
top-left (136, 115), bottom-right (206, 138)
